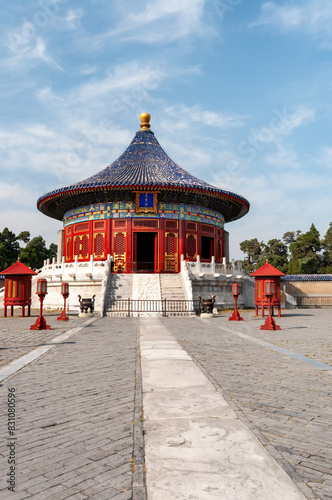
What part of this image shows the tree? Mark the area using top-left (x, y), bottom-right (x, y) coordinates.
top-left (18, 231), bottom-right (30, 244)
top-left (283, 231), bottom-right (302, 246)
top-left (239, 238), bottom-right (262, 272)
top-left (48, 243), bottom-right (57, 261)
top-left (256, 238), bottom-right (288, 273)
top-left (0, 227), bottom-right (21, 271)
top-left (322, 222), bottom-right (332, 273)
top-left (19, 236), bottom-right (50, 270)
top-left (288, 224), bottom-right (322, 274)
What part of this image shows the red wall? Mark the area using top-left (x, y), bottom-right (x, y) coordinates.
top-left (64, 218), bottom-right (224, 273)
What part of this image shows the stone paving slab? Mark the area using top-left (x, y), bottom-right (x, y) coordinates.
top-left (0, 312), bottom-right (89, 369)
top-left (219, 309), bottom-right (332, 366)
top-left (140, 317), bottom-right (306, 500)
top-left (0, 317), bottom-right (145, 500)
top-left (163, 309), bottom-right (332, 500)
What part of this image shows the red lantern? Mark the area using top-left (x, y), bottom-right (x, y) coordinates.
top-left (260, 280), bottom-right (280, 331)
top-left (229, 283), bottom-right (243, 321)
top-left (61, 283), bottom-right (69, 297)
top-left (57, 283), bottom-right (70, 321)
top-left (232, 283), bottom-right (240, 297)
top-left (37, 278), bottom-right (47, 296)
top-left (30, 279), bottom-right (51, 330)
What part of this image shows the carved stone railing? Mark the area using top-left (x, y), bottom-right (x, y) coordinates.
top-left (182, 255), bottom-right (243, 277)
top-left (39, 255), bottom-right (112, 281)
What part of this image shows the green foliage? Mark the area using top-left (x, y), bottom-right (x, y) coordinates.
top-left (256, 239), bottom-right (288, 273)
top-left (322, 223), bottom-right (332, 272)
top-left (288, 224), bottom-right (322, 274)
top-left (239, 238), bottom-right (262, 272)
top-left (282, 231), bottom-right (301, 245)
top-left (240, 223), bottom-right (332, 275)
top-left (19, 236), bottom-right (50, 270)
top-left (0, 228), bottom-right (20, 271)
top-left (48, 243), bottom-right (57, 261)
top-left (18, 231), bottom-right (30, 244)
top-left (0, 227), bottom-right (56, 272)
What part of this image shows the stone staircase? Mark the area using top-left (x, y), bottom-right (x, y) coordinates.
top-left (104, 273), bottom-right (190, 316)
top-left (104, 274), bottom-right (133, 316)
top-left (159, 274), bottom-right (186, 301)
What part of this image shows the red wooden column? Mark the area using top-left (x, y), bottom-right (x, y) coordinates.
top-left (178, 219), bottom-right (185, 260)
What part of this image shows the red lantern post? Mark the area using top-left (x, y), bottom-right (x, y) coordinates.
top-left (57, 283), bottom-right (70, 321)
top-left (260, 280), bottom-right (281, 331)
top-left (229, 283), bottom-right (244, 321)
top-left (30, 279), bottom-right (51, 330)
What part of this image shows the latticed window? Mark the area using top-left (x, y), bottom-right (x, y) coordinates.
top-left (67, 226), bottom-right (72, 234)
top-left (165, 220), bottom-right (177, 230)
top-left (81, 235), bottom-right (89, 257)
top-left (74, 237), bottom-right (80, 256)
top-left (166, 233), bottom-right (176, 255)
top-left (187, 234), bottom-right (196, 258)
top-left (114, 233), bottom-right (125, 255)
top-left (94, 220), bottom-right (105, 230)
top-left (94, 233), bottom-right (104, 256)
top-left (114, 220), bottom-right (126, 228)
top-left (134, 219), bottom-right (158, 228)
top-left (202, 224), bottom-right (215, 234)
top-left (186, 222), bottom-right (196, 231)
top-left (66, 238), bottom-right (71, 259)
top-left (75, 222), bottom-right (89, 232)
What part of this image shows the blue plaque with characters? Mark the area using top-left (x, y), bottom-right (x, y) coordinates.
top-left (139, 193), bottom-right (154, 208)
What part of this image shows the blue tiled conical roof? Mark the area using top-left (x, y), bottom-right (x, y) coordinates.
top-left (76, 130), bottom-right (223, 190)
top-left (37, 115), bottom-right (249, 222)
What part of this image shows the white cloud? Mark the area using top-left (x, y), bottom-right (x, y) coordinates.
top-left (316, 147), bottom-right (332, 168)
top-left (65, 8), bottom-right (85, 29)
top-left (91, 0), bottom-right (213, 48)
top-left (0, 182), bottom-right (39, 206)
top-left (31, 37), bottom-right (64, 71)
top-left (66, 62), bottom-right (166, 104)
top-left (264, 144), bottom-right (301, 169)
top-left (0, 209), bottom-right (61, 247)
top-left (2, 22), bottom-right (64, 72)
top-left (0, 118), bottom-right (133, 192)
top-left (165, 104), bottom-right (244, 129)
top-left (126, 0), bottom-right (207, 39)
top-left (80, 65), bottom-right (97, 75)
top-left (247, 106), bottom-right (315, 152)
top-left (250, 1), bottom-right (332, 47)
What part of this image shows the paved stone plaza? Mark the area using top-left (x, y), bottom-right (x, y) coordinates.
top-left (0, 309), bottom-right (331, 499)
top-left (0, 315), bottom-right (145, 500)
top-left (164, 310), bottom-right (332, 500)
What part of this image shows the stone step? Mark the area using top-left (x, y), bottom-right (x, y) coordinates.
top-left (160, 274), bottom-right (186, 301)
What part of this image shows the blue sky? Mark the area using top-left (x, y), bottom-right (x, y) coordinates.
top-left (1, 0), bottom-right (332, 259)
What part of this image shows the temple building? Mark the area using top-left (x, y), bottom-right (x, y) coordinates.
top-left (37, 113), bottom-right (249, 274)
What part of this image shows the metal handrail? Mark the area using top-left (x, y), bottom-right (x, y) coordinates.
top-left (105, 298), bottom-right (200, 316)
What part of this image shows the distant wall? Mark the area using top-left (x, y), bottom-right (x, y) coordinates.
top-left (281, 275), bottom-right (332, 308)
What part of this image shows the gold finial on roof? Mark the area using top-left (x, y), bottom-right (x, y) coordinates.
top-left (266, 259), bottom-right (269, 263)
top-left (140, 112), bottom-right (151, 130)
